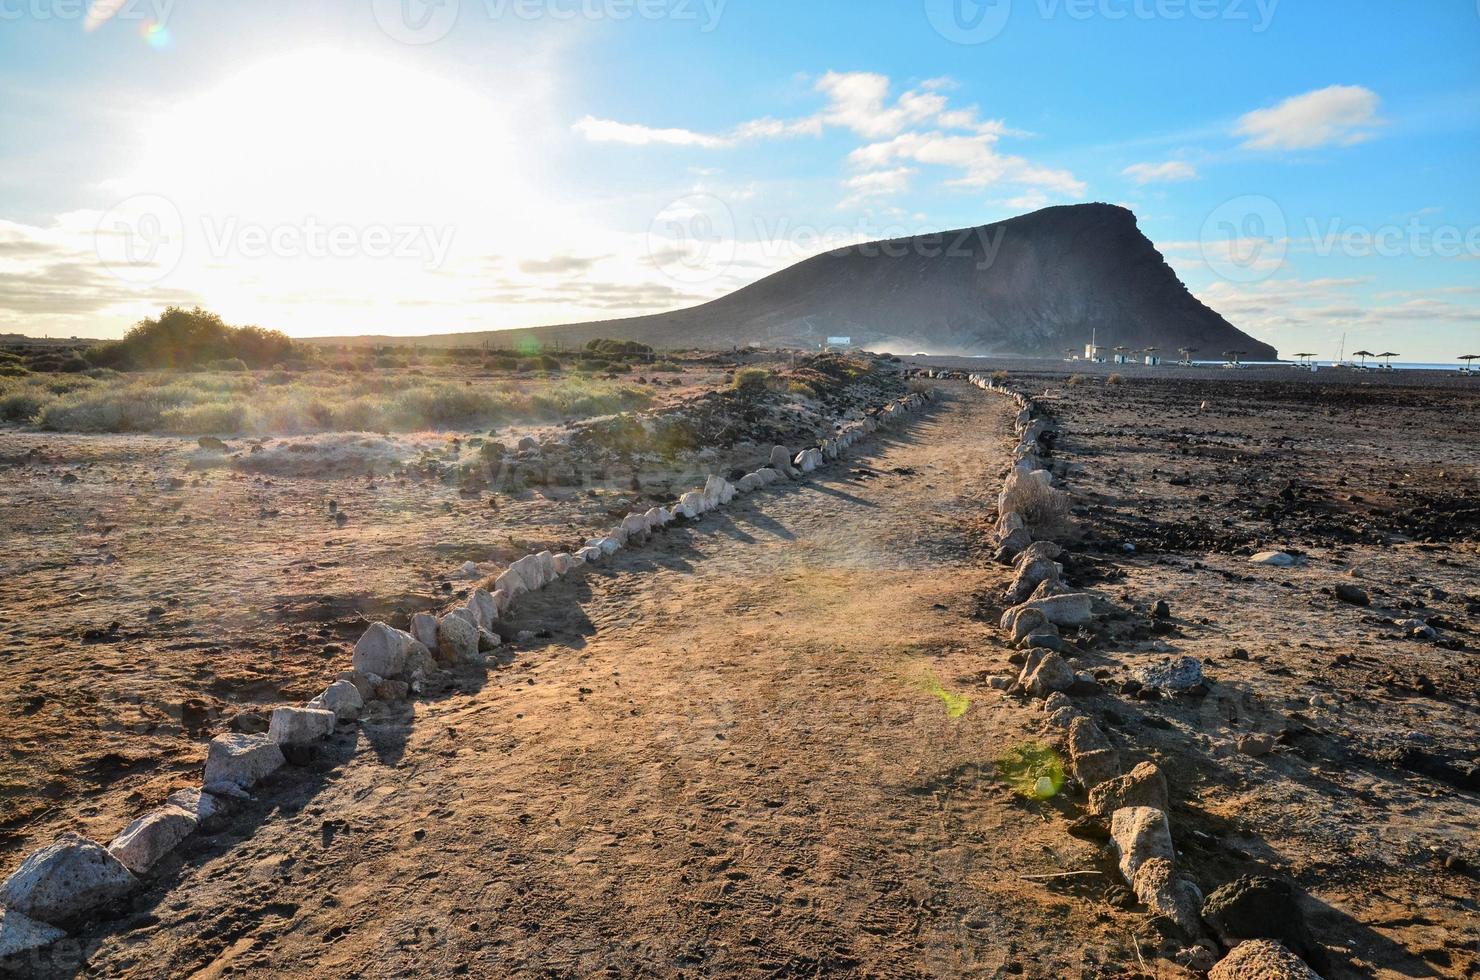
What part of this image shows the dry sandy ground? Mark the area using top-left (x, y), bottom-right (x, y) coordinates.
top-left (15, 385), bottom-right (1173, 979)
top-left (0, 365), bottom-right (740, 867)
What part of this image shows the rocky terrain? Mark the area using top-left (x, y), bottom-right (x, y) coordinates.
top-left (329, 205), bottom-right (1278, 360)
top-left (1, 363), bottom-right (1474, 977)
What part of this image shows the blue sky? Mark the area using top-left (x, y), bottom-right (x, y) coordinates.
top-left (1, 0), bottom-right (1477, 360)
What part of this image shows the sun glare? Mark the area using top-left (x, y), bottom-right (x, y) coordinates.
top-left (107, 49), bottom-right (545, 335)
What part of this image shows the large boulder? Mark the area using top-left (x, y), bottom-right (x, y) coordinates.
top-left (267, 706), bottom-right (336, 746)
top-left (703, 475), bottom-right (735, 507)
top-left (203, 733), bottom-right (285, 792)
top-left (1109, 806), bottom-right (1174, 883)
top-left (1208, 940), bottom-right (1323, 980)
top-left (352, 622), bottom-right (426, 679)
top-left (0, 907), bottom-right (66, 960)
top-left (0, 834), bottom-right (136, 924)
top-left (1201, 876), bottom-right (1327, 972)
top-left (107, 805), bottom-right (197, 874)
top-left (436, 612), bottom-right (480, 665)
top-left (1088, 761), bottom-right (1169, 817)
top-left (1066, 716), bottom-right (1121, 788)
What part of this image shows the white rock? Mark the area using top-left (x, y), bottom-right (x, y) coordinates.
top-left (0, 907), bottom-right (66, 959)
top-left (165, 787), bottom-right (224, 823)
top-left (595, 536), bottom-right (622, 556)
top-left (459, 560), bottom-right (479, 579)
top-left (203, 733), bottom-right (285, 790)
top-left (437, 612), bottom-right (480, 665)
top-left (466, 589), bottom-right (498, 628)
top-left (1012, 593), bottom-right (1094, 626)
top-left (736, 473), bottom-right (762, 493)
top-left (552, 552), bottom-right (572, 575)
top-left (1110, 806), bottom-right (1175, 883)
top-left (534, 551), bottom-right (558, 584)
top-left (703, 475), bottom-right (735, 507)
top-left (352, 622), bottom-right (423, 678)
top-left (268, 706), bottom-right (337, 746)
top-left (0, 834), bottom-right (136, 924)
top-left (107, 805), bottom-right (197, 874)
top-left (768, 445), bottom-right (799, 478)
top-left (409, 611), bottom-right (440, 649)
top-left (311, 679), bottom-right (365, 722)
top-left (576, 545), bottom-right (603, 563)
top-left (793, 448), bottom-right (824, 473)
top-left (676, 490), bottom-right (707, 519)
top-left (495, 568), bottom-right (526, 598)
top-left (1249, 550), bottom-right (1297, 567)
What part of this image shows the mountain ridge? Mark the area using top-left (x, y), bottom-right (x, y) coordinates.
top-left (323, 204), bottom-right (1278, 360)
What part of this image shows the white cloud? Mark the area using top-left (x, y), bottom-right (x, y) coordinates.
top-left (1122, 160), bottom-right (1198, 184)
top-left (573, 70), bottom-right (1084, 209)
top-left (850, 132), bottom-right (1086, 198)
top-left (814, 71), bottom-right (947, 139)
top-left (572, 116), bottom-right (732, 149)
top-left (839, 167), bottom-right (916, 207)
top-left (1236, 85), bottom-right (1385, 151)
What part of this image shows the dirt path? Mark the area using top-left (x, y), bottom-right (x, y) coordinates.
top-left (47, 384), bottom-right (1145, 979)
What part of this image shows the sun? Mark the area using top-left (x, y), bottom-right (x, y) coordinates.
top-left (102, 48), bottom-right (547, 335)
top-left (134, 48), bottom-right (524, 225)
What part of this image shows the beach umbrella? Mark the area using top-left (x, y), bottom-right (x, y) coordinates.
top-left (1461, 354), bottom-right (1479, 372)
top-left (1378, 352), bottom-right (1398, 368)
top-left (1352, 349), bottom-right (1375, 366)
top-left (1178, 347), bottom-right (1197, 365)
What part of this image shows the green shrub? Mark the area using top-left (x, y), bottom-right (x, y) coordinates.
top-left (732, 367), bottom-right (772, 392)
top-left (88, 306), bottom-right (303, 370)
top-left (160, 401), bottom-right (248, 434)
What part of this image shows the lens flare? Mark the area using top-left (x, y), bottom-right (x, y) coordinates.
top-left (141, 21), bottom-right (170, 48)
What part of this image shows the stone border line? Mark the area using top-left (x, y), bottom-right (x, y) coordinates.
top-left (0, 388), bottom-right (937, 963)
top-left (946, 370), bottom-right (1326, 980)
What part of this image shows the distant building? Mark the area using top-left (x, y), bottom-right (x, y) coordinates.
top-left (1143, 353), bottom-right (1161, 366)
top-left (825, 336), bottom-right (854, 349)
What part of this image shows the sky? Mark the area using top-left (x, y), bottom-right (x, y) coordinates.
top-left (0, 0), bottom-right (1477, 361)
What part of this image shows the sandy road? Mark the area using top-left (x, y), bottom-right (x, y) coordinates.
top-left (47, 384), bottom-right (1144, 979)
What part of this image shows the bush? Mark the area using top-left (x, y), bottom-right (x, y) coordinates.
top-left (787, 381), bottom-right (816, 398)
top-left (88, 306), bottom-right (304, 370)
top-left (207, 358), bottom-right (249, 372)
top-left (992, 370), bottom-right (1010, 382)
top-left (1107, 374), bottom-right (1124, 386)
top-left (732, 367), bottom-right (773, 392)
top-left (160, 401), bottom-right (248, 434)
top-left (0, 388), bottom-right (46, 422)
top-left (651, 360), bottom-right (680, 372)
top-left (585, 338), bottom-right (654, 361)
top-left (1066, 374), bottom-right (1088, 387)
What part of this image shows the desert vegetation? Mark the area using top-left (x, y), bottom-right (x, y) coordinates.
top-left (0, 312), bottom-right (681, 435)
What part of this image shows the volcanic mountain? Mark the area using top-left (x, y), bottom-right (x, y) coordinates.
top-left (428, 203), bottom-right (1278, 359)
